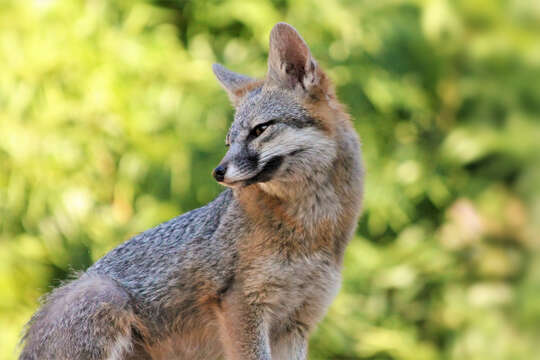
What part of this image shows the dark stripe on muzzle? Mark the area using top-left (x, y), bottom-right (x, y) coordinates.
top-left (245, 156), bottom-right (284, 185)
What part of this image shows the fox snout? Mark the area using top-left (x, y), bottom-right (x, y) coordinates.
top-left (211, 141), bottom-right (260, 186)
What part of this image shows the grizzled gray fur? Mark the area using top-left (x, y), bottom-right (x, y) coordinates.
top-left (20, 23), bottom-right (364, 360)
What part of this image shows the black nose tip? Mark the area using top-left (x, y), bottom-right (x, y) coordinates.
top-left (213, 165), bottom-right (227, 182)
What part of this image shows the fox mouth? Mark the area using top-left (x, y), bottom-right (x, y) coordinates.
top-left (244, 156), bottom-right (284, 185)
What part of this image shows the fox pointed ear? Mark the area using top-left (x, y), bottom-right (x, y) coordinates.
top-left (266, 23), bottom-right (319, 92)
top-left (213, 63), bottom-right (257, 106)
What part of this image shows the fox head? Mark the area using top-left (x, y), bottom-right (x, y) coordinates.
top-left (212, 23), bottom-right (347, 196)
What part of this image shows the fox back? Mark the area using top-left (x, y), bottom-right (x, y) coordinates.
top-left (20, 23), bottom-right (363, 360)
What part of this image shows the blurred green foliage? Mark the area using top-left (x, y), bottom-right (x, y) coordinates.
top-left (1, 0), bottom-right (539, 359)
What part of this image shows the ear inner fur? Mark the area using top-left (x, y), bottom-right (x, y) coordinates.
top-left (267, 22), bottom-right (321, 95)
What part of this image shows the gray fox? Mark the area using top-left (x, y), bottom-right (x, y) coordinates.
top-left (19, 22), bottom-right (364, 360)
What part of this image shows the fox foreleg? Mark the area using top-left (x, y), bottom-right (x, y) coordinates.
top-left (215, 291), bottom-right (271, 360)
top-left (270, 323), bottom-right (308, 360)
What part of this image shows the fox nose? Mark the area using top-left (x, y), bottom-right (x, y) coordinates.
top-left (213, 165), bottom-right (227, 182)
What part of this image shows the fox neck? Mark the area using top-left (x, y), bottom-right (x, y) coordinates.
top-left (234, 119), bottom-right (363, 259)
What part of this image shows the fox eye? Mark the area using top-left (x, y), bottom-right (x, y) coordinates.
top-left (253, 124), bottom-right (268, 137)
top-left (250, 120), bottom-right (275, 139)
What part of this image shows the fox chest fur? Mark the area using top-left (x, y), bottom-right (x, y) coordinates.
top-left (224, 185), bottom-right (352, 333)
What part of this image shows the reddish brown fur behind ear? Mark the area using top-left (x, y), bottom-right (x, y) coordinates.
top-left (231, 80), bottom-right (265, 101)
